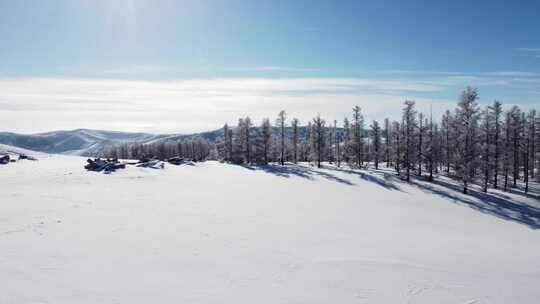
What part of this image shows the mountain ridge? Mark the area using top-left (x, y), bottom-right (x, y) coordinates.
top-left (0, 128), bottom-right (223, 156)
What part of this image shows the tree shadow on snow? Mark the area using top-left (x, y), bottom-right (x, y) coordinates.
top-left (409, 178), bottom-right (540, 229)
top-left (234, 163), bottom-right (409, 190)
top-left (324, 166), bottom-right (403, 192)
top-left (333, 167), bottom-right (540, 229)
top-left (236, 163), bottom-right (355, 186)
top-left (232, 163), bottom-right (540, 229)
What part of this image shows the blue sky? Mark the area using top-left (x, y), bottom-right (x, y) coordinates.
top-left (1, 0), bottom-right (539, 133)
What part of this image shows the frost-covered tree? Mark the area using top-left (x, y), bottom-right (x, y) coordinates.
top-left (342, 117), bottom-right (351, 165)
top-left (503, 112), bottom-right (511, 191)
top-left (441, 110), bottom-right (453, 174)
top-left (480, 107), bottom-right (492, 192)
top-left (392, 120), bottom-right (402, 174)
top-left (489, 101), bottom-right (502, 188)
top-left (244, 117), bottom-right (253, 164)
top-left (535, 112), bottom-right (540, 182)
top-left (233, 117), bottom-right (253, 164)
top-left (524, 110), bottom-right (535, 193)
top-left (402, 100), bottom-right (417, 182)
top-left (261, 118), bottom-right (272, 165)
top-left (233, 118), bottom-right (245, 163)
top-left (291, 118), bottom-right (299, 164)
top-left (417, 112), bottom-right (426, 176)
top-left (529, 110), bottom-right (537, 181)
top-left (370, 120), bottom-right (381, 169)
top-left (334, 120), bottom-right (341, 167)
top-left (455, 87), bottom-right (480, 194)
top-left (351, 105), bottom-right (364, 168)
top-left (312, 115), bottom-right (326, 168)
top-left (426, 112), bottom-right (435, 181)
top-left (508, 106), bottom-right (522, 187)
top-left (276, 110), bottom-right (287, 165)
top-left (222, 123), bottom-right (233, 162)
top-left (384, 118), bottom-right (391, 167)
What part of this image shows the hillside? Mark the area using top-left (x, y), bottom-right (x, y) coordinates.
top-left (1, 149), bottom-right (539, 303)
top-left (0, 127), bottom-right (320, 157)
top-left (0, 129), bottom-right (223, 156)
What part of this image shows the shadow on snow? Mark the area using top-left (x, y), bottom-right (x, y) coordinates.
top-left (410, 178), bottom-right (540, 229)
top-left (237, 163), bottom-right (354, 186)
top-left (232, 162), bottom-right (540, 229)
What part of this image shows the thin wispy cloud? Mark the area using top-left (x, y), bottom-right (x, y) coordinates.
top-left (251, 66), bottom-right (321, 72)
top-left (379, 70), bottom-right (464, 76)
top-left (221, 66), bottom-right (321, 73)
top-left (380, 69), bottom-right (539, 77)
top-left (479, 71), bottom-right (539, 77)
top-left (103, 66), bottom-right (174, 74)
top-left (1, 74), bottom-right (538, 133)
top-left (515, 48), bottom-right (540, 52)
top-left (101, 65), bottom-right (321, 75)
top-left (515, 47), bottom-right (540, 60)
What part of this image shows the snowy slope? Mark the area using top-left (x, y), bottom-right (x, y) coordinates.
top-left (1, 151), bottom-right (540, 303)
top-left (0, 129), bottom-right (167, 156)
top-left (0, 143), bottom-right (47, 158)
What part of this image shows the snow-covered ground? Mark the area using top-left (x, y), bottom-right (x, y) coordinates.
top-left (1, 148), bottom-right (540, 303)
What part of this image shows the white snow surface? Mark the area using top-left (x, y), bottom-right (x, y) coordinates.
top-left (1, 149), bottom-right (540, 303)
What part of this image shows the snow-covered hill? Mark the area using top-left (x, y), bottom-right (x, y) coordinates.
top-left (1, 151), bottom-right (539, 303)
top-left (0, 129), bottom-right (159, 155)
top-left (0, 143), bottom-right (43, 156)
top-left (0, 129), bottom-right (222, 156)
top-left (0, 127), bottom-right (317, 156)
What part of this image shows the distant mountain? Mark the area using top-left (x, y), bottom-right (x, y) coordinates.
top-left (0, 129), bottom-right (222, 156)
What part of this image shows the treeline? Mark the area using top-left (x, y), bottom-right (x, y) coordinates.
top-left (103, 138), bottom-right (215, 161)
top-left (101, 86), bottom-right (538, 195)
top-left (215, 86), bottom-right (539, 194)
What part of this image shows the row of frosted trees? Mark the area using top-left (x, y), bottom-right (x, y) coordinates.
top-left (216, 87), bottom-right (539, 194)
top-left (103, 137), bottom-right (214, 162)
